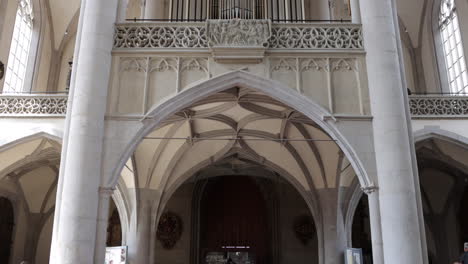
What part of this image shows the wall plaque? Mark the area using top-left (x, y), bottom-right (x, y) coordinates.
top-left (157, 211), bottom-right (183, 249)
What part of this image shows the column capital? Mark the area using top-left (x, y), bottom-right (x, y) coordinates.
top-left (99, 187), bottom-right (115, 197)
top-left (361, 185), bottom-right (379, 195)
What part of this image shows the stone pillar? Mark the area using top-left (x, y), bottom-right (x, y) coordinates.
top-left (350, 0), bottom-right (361, 23)
top-left (318, 189), bottom-right (347, 264)
top-left (127, 200), bottom-right (152, 264)
top-left (94, 187), bottom-right (115, 264)
top-left (359, 0), bottom-right (425, 263)
top-left (144, 0), bottom-right (164, 19)
top-left (49, 0), bottom-right (119, 263)
top-left (363, 187), bottom-right (383, 264)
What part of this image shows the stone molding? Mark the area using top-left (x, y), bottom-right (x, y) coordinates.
top-left (113, 21), bottom-right (364, 50)
top-left (409, 95), bottom-right (468, 117)
top-left (0, 94), bottom-right (67, 116)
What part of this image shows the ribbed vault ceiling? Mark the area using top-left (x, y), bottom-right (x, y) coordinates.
top-left (132, 88), bottom-right (355, 194)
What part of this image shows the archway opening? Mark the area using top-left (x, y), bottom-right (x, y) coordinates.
top-left (0, 197), bottom-right (14, 263)
top-left (121, 85), bottom-right (366, 263)
top-left (417, 138), bottom-right (468, 263)
top-left (351, 195), bottom-right (372, 264)
top-left (107, 199), bottom-right (123, 247)
top-left (155, 172), bottom-right (318, 264)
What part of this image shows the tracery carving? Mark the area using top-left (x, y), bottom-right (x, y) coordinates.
top-left (119, 58), bottom-right (148, 72)
top-left (410, 96), bottom-right (468, 116)
top-left (269, 25), bottom-right (363, 49)
top-left (271, 58), bottom-right (297, 72)
top-left (301, 58), bottom-right (328, 72)
top-left (206, 19), bottom-right (271, 47)
top-left (113, 22), bottom-right (364, 50)
top-left (149, 58), bottom-right (178, 72)
top-left (0, 95), bottom-right (67, 116)
top-left (331, 59), bottom-right (356, 72)
top-left (114, 24), bottom-right (207, 48)
top-left (180, 58), bottom-right (209, 73)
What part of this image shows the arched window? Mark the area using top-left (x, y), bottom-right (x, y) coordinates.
top-left (438, 0), bottom-right (468, 95)
top-left (3, 0), bottom-right (33, 94)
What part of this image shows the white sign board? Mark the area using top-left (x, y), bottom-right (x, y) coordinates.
top-left (105, 246), bottom-right (127, 264)
top-left (345, 248), bottom-right (363, 264)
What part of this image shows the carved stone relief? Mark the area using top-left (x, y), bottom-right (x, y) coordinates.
top-left (206, 19), bottom-right (272, 63)
top-left (157, 211), bottom-right (183, 250)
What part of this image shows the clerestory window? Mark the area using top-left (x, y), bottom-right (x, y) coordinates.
top-left (3, 0), bottom-right (33, 93)
top-left (439, 0), bottom-right (468, 95)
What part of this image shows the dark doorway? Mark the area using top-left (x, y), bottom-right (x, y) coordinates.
top-left (352, 195), bottom-right (372, 264)
top-left (0, 197), bottom-right (14, 264)
top-left (200, 176), bottom-right (270, 264)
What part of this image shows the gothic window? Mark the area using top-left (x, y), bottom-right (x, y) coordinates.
top-left (439, 0), bottom-right (468, 95)
top-left (3, 0), bottom-right (33, 93)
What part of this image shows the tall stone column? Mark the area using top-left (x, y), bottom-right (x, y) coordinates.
top-left (49, 0), bottom-right (119, 263)
top-left (144, 0), bottom-right (164, 19)
top-left (318, 189), bottom-right (347, 264)
top-left (94, 188), bottom-right (115, 264)
top-left (363, 187), bottom-right (383, 264)
top-left (127, 189), bottom-right (160, 264)
top-left (359, 0), bottom-right (425, 263)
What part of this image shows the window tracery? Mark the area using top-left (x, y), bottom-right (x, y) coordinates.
top-left (3, 0), bottom-right (33, 94)
top-left (438, 0), bottom-right (468, 95)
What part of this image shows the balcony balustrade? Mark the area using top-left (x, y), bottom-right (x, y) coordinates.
top-left (0, 93), bottom-right (68, 117)
top-left (113, 21), bottom-right (363, 51)
top-left (1, 93), bottom-right (467, 118)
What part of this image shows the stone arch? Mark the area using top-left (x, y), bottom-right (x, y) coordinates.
top-left (0, 129), bottom-right (62, 153)
top-left (107, 70), bottom-right (373, 190)
top-left (414, 127), bottom-right (468, 148)
top-left (105, 70), bottom-right (376, 264)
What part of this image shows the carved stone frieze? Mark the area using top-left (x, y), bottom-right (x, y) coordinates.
top-left (206, 19), bottom-right (271, 47)
top-left (0, 95), bottom-right (68, 116)
top-left (206, 19), bottom-right (271, 63)
top-left (114, 24), bottom-right (207, 49)
top-left (410, 96), bottom-right (468, 116)
top-left (269, 25), bottom-right (363, 49)
top-left (113, 22), bottom-right (363, 51)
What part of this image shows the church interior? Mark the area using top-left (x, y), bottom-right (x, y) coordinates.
top-left (1, 0), bottom-right (468, 263)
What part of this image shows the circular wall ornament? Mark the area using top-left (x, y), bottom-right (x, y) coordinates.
top-left (157, 211), bottom-right (183, 249)
top-left (293, 215), bottom-right (316, 245)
